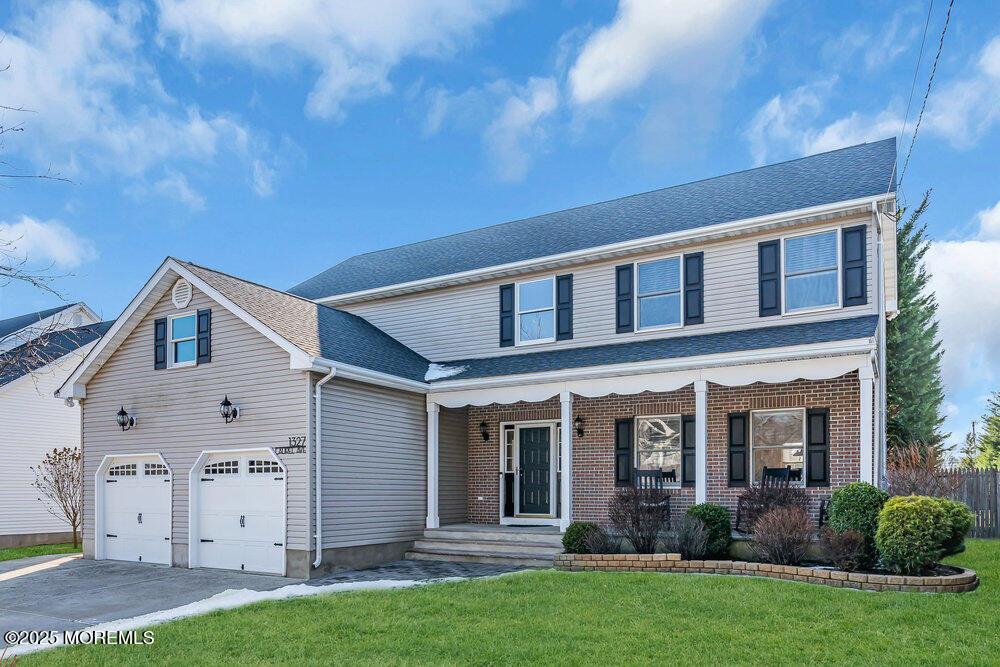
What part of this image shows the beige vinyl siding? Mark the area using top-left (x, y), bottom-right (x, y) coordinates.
top-left (81, 280), bottom-right (311, 559)
top-left (0, 346), bottom-right (92, 536)
top-left (343, 217), bottom-right (877, 361)
top-left (321, 378), bottom-right (426, 548)
top-left (439, 407), bottom-right (468, 525)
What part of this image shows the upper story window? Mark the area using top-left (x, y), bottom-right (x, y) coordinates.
top-left (169, 313), bottom-right (197, 367)
top-left (783, 230), bottom-right (839, 313)
top-left (516, 277), bottom-right (555, 345)
top-left (637, 256), bottom-right (681, 330)
top-left (635, 415), bottom-right (682, 486)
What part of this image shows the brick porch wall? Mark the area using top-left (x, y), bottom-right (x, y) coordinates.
top-left (465, 371), bottom-right (861, 526)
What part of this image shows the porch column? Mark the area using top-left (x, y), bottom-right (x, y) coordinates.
top-left (559, 390), bottom-right (573, 532)
top-left (694, 380), bottom-right (708, 504)
top-left (426, 401), bottom-right (440, 529)
top-left (859, 366), bottom-right (875, 485)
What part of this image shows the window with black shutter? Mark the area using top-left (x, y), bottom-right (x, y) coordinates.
top-left (681, 414), bottom-right (696, 487)
top-left (153, 317), bottom-right (167, 370)
top-left (615, 418), bottom-right (634, 486)
top-left (683, 253), bottom-right (704, 325)
top-left (728, 412), bottom-right (749, 487)
top-left (842, 225), bottom-right (868, 306)
top-left (555, 274), bottom-right (573, 340)
top-left (196, 308), bottom-right (212, 364)
top-left (806, 408), bottom-right (830, 487)
top-left (758, 240), bottom-right (781, 317)
top-left (499, 283), bottom-right (514, 347)
top-left (615, 264), bottom-right (634, 333)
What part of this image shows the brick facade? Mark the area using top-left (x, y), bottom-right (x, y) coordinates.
top-left (464, 371), bottom-right (861, 526)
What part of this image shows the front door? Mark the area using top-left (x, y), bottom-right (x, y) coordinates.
top-left (519, 427), bottom-right (551, 515)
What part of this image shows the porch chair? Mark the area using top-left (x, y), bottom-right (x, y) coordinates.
top-left (633, 469), bottom-right (672, 530)
top-left (734, 467), bottom-right (796, 533)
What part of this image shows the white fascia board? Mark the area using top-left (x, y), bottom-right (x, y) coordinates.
top-left (319, 194), bottom-right (896, 306)
top-left (312, 357), bottom-right (429, 393)
top-left (427, 337), bottom-right (876, 393)
top-left (0, 303), bottom-right (95, 355)
top-left (56, 258), bottom-right (314, 398)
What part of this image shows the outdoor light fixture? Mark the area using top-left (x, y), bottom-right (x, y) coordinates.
top-left (219, 395), bottom-right (240, 424)
top-left (479, 421), bottom-right (490, 441)
top-left (574, 415), bottom-right (585, 437)
top-left (116, 406), bottom-right (135, 431)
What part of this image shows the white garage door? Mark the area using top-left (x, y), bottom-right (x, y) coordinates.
top-left (101, 457), bottom-right (171, 565)
top-left (196, 452), bottom-right (285, 575)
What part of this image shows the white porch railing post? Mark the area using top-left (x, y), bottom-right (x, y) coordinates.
top-left (860, 366), bottom-right (875, 485)
top-left (426, 401), bottom-right (440, 529)
top-left (694, 380), bottom-right (708, 504)
top-left (560, 390), bottom-right (573, 532)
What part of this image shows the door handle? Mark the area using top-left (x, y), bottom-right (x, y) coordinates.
top-left (137, 512), bottom-right (142, 524)
top-left (240, 515), bottom-right (245, 528)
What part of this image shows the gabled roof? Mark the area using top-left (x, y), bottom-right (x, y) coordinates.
top-left (0, 322), bottom-right (111, 388)
top-left (427, 316), bottom-right (879, 383)
top-left (289, 139), bottom-right (897, 301)
top-left (0, 304), bottom-right (78, 341)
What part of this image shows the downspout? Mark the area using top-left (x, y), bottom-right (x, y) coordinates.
top-left (313, 364), bottom-right (337, 568)
top-left (872, 200), bottom-right (889, 488)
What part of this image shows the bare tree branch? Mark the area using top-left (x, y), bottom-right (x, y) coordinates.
top-left (31, 447), bottom-right (83, 547)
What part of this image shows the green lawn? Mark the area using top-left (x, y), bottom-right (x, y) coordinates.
top-left (27, 540), bottom-right (999, 666)
top-left (0, 543), bottom-right (80, 563)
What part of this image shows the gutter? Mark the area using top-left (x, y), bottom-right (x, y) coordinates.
top-left (873, 200), bottom-right (889, 487)
top-left (312, 364), bottom-right (337, 569)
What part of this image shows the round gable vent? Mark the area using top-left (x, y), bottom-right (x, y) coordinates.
top-left (171, 278), bottom-right (193, 309)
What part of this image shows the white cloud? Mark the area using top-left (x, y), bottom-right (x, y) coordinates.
top-left (155, 0), bottom-right (515, 121)
top-left (568, 0), bottom-right (773, 106)
top-left (152, 173), bottom-right (206, 211)
top-left (251, 160), bottom-right (276, 198)
top-left (922, 35), bottom-right (1000, 147)
top-left (746, 79), bottom-right (836, 164)
top-left (0, 216), bottom-right (97, 269)
top-left (483, 78), bottom-right (559, 182)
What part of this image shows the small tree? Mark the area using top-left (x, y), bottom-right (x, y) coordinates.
top-left (973, 392), bottom-right (1000, 469)
top-left (31, 447), bottom-right (83, 547)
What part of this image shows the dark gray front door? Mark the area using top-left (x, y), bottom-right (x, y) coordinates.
top-left (519, 427), bottom-right (551, 515)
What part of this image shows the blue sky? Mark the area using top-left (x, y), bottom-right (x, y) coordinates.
top-left (1, 0), bottom-right (998, 449)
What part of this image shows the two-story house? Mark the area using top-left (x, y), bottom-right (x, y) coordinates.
top-left (57, 139), bottom-right (898, 577)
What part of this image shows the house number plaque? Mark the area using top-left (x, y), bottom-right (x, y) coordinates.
top-left (275, 436), bottom-right (307, 454)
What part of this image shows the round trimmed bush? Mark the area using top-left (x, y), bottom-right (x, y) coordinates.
top-left (935, 498), bottom-right (974, 555)
top-left (687, 503), bottom-right (732, 557)
top-left (562, 521), bottom-right (599, 554)
top-left (875, 495), bottom-right (950, 575)
top-left (828, 482), bottom-right (888, 568)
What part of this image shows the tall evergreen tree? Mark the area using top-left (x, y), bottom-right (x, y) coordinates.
top-left (886, 191), bottom-right (947, 449)
top-left (974, 392), bottom-right (1000, 469)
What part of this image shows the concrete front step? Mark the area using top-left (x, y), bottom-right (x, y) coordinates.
top-left (404, 550), bottom-right (554, 568)
top-left (423, 528), bottom-right (563, 547)
top-left (413, 539), bottom-right (562, 557)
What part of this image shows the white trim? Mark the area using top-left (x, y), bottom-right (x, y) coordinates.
top-left (634, 253), bottom-right (683, 333)
top-left (749, 408), bottom-right (807, 487)
top-left (514, 276), bottom-right (557, 347)
top-left (312, 358), bottom-right (429, 393)
top-left (0, 302), bottom-right (100, 355)
top-left (779, 225), bottom-right (842, 316)
top-left (313, 367), bottom-right (336, 567)
top-left (559, 391), bottom-right (573, 531)
top-left (187, 447), bottom-right (288, 577)
top-left (498, 419), bottom-right (560, 522)
top-left (633, 414), bottom-right (683, 488)
top-left (694, 380), bottom-right (708, 504)
top-left (94, 452), bottom-right (172, 563)
top-left (859, 362), bottom-right (875, 484)
top-left (318, 195), bottom-right (894, 306)
top-left (426, 402), bottom-right (440, 529)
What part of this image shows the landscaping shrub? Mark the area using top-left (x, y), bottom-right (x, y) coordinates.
top-left (607, 487), bottom-right (670, 554)
top-left (887, 443), bottom-right (962, 497)
top-left (827, 482), bottom-right (888, 568)
top-left (751, 506), bottom-right (812, 566)
top-left (664, 516), bottom-right (709, 560)
top-left (686, 503), bottom-right (732, 557)
top-left (562, 521), bottom-right (599, 554)
top-left (934, 498), bottom-right (974, 555)
top-left (875, 495), bottom-right (950, 575)
top-left (736, 485), bottom-right (809, 533)
top-left (818, 526), bottom-right (867, 572)
top-left (583, 525), bottom-right (622, 554)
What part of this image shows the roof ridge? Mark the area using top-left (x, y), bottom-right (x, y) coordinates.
top-left (176, 258), bottom-right (321, 308)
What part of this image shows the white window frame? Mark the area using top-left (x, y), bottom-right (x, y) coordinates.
top-left (168, 311), bottom-right (198, 369)
top-left (749, 407), bottom-right (807, 487)
top-left (514, 276), bottom-right (557, 347)
top-left (634, 253), bottom-right (684, 333)
top-left (780, 226), bottom-right (843, 317)
top-left (633, 414), bottom-right (683, 488)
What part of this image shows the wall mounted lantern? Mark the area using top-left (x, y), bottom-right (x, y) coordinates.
top-left (574, 415), bottom-right (585, 437)
top-left (219, 395), bottom-right (240, 424)
top-left (116, 406), bottom-right (136, 431)
top-left (479, 421), bottom-right (490, 441)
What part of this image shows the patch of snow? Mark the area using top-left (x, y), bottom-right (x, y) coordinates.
top-left (425, 363), bottom-right (467, 381)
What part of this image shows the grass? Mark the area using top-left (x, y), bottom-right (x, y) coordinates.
top-left (26, 540), bottom-right (1000, 666)
top-left (0, 543), bottom-right (80, 562)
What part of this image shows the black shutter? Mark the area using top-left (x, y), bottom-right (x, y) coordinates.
top-left (806, 408), bottom-right (830, 487)
top-left (153, 317), bottom-right (167, 370)
top-left (499, 283), bottom-right (515, 347)
top-left (615, 418), bottom-right (634, 487)
top-left (556, 274), bottom-right (573, 340)
top-left (197, 308), bottom-right (212, 364)
top-left (842, 225), bottom-right (868, 307)
top-left (681, 415), bottom-right (696, 487)
top-left (615, 264), bottom-right (634, 333)
top-left (758, 240), bottom-right (781, 317)
top-left (683, 252), bottom-right (704, 325)
top-left (728, 412), bottom-right (749, 487)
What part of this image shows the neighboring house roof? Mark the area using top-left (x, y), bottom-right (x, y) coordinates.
top-left (0, 304), bottom-right (79, 341)
top-left (289, 139), bottom-right (897, 300)
top-left (0, 321), bottom-right (112, 388)
top-left (178, 261), bottom-right (431, 383)
top-left (426, 316), bottom-right (879, 383)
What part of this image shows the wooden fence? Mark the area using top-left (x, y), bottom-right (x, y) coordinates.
top-left (944, 469), bottom-right (1000, 538)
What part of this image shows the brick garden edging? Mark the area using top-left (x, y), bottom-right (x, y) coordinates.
top-left (554, 554), bottom-right (980, 593)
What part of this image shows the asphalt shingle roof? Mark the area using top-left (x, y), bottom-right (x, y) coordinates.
top-left (0, 321), bottom-right (111, 388)
top-left (428, 316), bottom-right (879, 382)
top-left (0, 304), bottom-right (78, 341)
top-left (179, 261), bottom-right (430, 383)
top-left (289, 139), bottom-right (897, 300)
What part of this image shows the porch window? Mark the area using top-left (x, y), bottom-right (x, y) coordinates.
top-left (516, 277), bottom-right (556, 344)
top-left (634, 415), bottom-right (682, 486)
top-left (169, 313), bottom-right (197, 367)
top-left (637, 256), bottom-right (681, 329)
top-left (750, 409), bottom-right (805, 484)
top-left (784, 230), bottom-right (838, 312)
